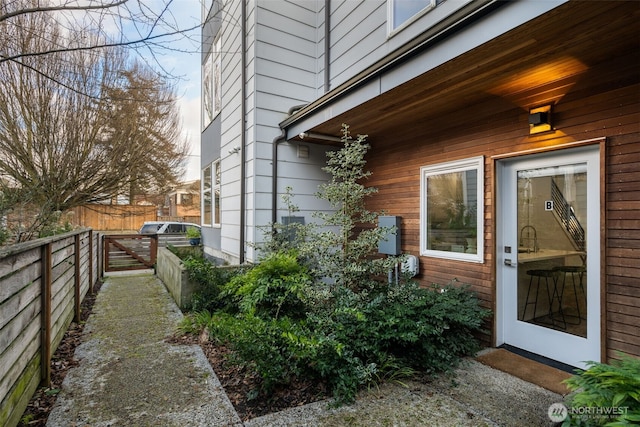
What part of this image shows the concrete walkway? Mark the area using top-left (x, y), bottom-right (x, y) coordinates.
top-left (48, 273), bottom-right (564, 427)
top-left (47, 274), bottom-right (242, 427)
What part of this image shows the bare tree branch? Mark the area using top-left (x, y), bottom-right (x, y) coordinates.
top-left (0, 0), bottom-right (128, 23)
top-left (0, 4), bottom-right (188, 242)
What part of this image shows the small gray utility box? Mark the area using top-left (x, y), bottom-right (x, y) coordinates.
top-left (378, 216), bottom-right (401, 255)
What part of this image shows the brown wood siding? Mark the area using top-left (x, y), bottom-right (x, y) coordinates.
top-left (606, 133), bottom-right (640, 361)
top-left (363, 49), bottom-right (640, 359)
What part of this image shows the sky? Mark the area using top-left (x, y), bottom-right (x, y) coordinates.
top-left (112, 0), bottom-right (203, 182)
top-left (58, 0), bottom-right (203, 182)
top-left (151, 0), bottom-right (202, 182)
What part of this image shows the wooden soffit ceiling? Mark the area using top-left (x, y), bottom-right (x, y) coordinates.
top-left (295, 1), bottom-right (639, 144)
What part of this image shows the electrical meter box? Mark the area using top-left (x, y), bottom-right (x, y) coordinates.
top-left (378, 216), bottom-right (401, 255)
top-left (281, 216), bottom-right (305, 243)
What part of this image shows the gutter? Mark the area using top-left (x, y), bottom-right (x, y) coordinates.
top-left (239, 0), bottom-right (247, 263)
top-left (324, 0), bottom-right (330, 92)
top-left (279, 0), bottom-right (500, 130)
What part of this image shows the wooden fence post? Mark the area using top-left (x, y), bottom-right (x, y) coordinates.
top-left (104, 235), bottom-right (110, 273)
top-left (150, 234), bottom-right (158, 271)
top-left (88, 230), bottom-right (94, 294)
top-left (74, 234), bottom-right (81, 322)
top-left (40, 242), bottom-right (52, 387)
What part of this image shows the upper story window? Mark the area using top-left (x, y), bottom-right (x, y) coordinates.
top-left (420, 156), bottom-right (484, 263)
top-left (202, 37), bottom-right (221, 130)
top-left (390, 0), bottom-right (446, 31)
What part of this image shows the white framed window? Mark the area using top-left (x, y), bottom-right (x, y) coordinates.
top-left (389, 0), bottom-right (445, 32)
top-left (213, 159), bottom-right (220, 225)
top-left (202, 52), bottom-right (213, 130)
top-left (201, 37), bottom-right (221, 130)
top-left (420, 156), bottom-right (484, 263)
top-left (202, 160), bottom-right (221, 227)
top-left (212, 36), bottom-right (221, 118)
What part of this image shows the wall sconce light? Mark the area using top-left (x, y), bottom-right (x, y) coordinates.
top-left (529, 105), bottom-right (552, 134)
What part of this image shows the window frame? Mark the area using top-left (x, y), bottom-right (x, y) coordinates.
top-left (213, 159), bottom-right (220, 226)
top-left (201, 36), bottom-right (221, 130)
top-left (202, 164), bottom-right (213, 226)
top-left (212, 36), bottom-right (221, 119)
top-left (419, 156), bottom-right (484, 263)
top-left (202, 51), bottom-right (213, 130)
top-left (388, 0), bottom-right (438, 33)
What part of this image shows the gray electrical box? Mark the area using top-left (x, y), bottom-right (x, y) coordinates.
top-left (281, 216), bottom-right (305, 243)
top-left (378, 216), bottom-right (401, 255)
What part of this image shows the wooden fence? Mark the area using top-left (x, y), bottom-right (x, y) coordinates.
top-left (71, 204), bottom-right (156, 231)
top-left (0, 229), bottom-right (100, 427)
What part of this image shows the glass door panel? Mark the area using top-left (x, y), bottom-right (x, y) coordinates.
top-left (516, 164), bottom-right (587, 338)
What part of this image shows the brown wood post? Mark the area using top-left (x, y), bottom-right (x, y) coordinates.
top-left (74, 233), bottom-right (81, 322)
top-left (150, 234), bottom-right (158, 272)
top-left (104, 235), bottom-right (110, 273)
top-left (88, 230), bottom-right (94, 295)
top-left (41, 242), bottom-right (52, 387)
top-left (100, 233), bottom-right (104, 279)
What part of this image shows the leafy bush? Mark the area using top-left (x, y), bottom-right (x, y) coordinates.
top-left (304, 281), bottom-right (488, 402)
top-left (180, 124), bottom-right (489, 406)
top-left (204, 278), bottom-right (488, 404)
top-left (221, 251), bottom-right (312, 319)
top-left (207, 312), bottom-right (319, 392)
top-left (562, 355), bottom-right (640, 426)
top-left (178, 253), bottom-right (245, 312)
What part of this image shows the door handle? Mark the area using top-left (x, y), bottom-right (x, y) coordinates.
top-left (504, 258), bottom-right (516, 267)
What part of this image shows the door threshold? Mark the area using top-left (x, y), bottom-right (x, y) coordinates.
top-left (499, 344), bottom-right (577, 374)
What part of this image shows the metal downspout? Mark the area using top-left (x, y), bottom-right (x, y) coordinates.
top-left (324, 0), bottom-right (330, 92)
top-left (271, 1), bottom-right (331, 231)
top-left (239, 0), bottom-right (247, 263)
top-left (271, 129), bottom-right (286, 225)
top-left (271, 105), bottom-right (307, 226)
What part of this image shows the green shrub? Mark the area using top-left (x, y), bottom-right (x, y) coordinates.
top-left (181, 124), bottom-right (490, 406)
top-left (180, 254), bottom-right (245, 312)
top-left (205, 279), bottom-right (488, 405)
top-left (177, 309), bottom-right (214, 335)
top-left (221, 251), bottom-right (312, 319)
top-left (207, 312), bottom-right (316, 392)
top-left (562, 355), bottom-right (640, 426)
top-left (307, 281), bottom-right (489, 392)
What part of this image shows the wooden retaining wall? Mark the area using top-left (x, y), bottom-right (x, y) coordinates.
top-left (0, 229), bottom-right (100, 427)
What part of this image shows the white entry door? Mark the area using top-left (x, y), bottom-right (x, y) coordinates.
top-left (497, 146), bottom-right (600, 369)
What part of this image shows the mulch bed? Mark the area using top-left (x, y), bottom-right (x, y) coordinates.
top-left (18, 281), bottom-right (103, 427)
top-left (18, 280), bottom-right (327, 425)
top-left (167, 333), bottom-right (330, 421)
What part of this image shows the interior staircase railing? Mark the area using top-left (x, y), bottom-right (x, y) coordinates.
top-left (551, 178), bottom-right (585, 252)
